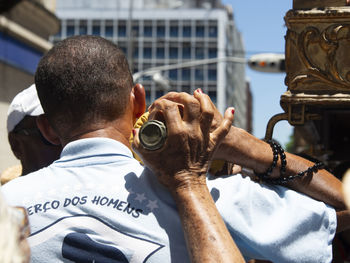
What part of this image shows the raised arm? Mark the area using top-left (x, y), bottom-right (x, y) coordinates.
top-left (217, 126), bottom-right (344, 206)
top-left (220, 126), bottom-right (350, 232)
top-left (158, 91), bottom-right (349, 232)
top-left (132, 94), bottom-right (244, 263)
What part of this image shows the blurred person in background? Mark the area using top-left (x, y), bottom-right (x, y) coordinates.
top-left (2, 85), bottom-right (62, 185)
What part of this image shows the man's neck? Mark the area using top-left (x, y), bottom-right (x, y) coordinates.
top-left (73, 128), bottom-right (131, 148)
top-left (61, 121), bottom-right (133, 150)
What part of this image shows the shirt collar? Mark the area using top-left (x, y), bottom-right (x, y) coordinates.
top-left (58, 137), bottom-right (134, 163)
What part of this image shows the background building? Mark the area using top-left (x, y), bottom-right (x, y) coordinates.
top-left (52, 0), bottom-right (250, 130)
top-left (0, 0), bottom-right (59, 172)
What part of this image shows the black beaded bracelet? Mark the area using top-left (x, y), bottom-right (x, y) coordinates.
top-left (254, 140), bottom-right (279, 181)
top-left (254, 138), bottom-right (325, 184)
top-left (255, 140), bottom-right (287, 182)
top-left (263, 161), bottom-right (324, 184)
top-left (273, 140), bottom-right (287, 177)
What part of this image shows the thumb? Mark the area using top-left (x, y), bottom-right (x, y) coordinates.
top-left (211, 107), bottom-right (234, 144)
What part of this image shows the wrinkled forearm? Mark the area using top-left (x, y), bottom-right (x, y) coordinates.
top-left (215, 127), bottom-right (346, 210)
top-left (281, 152), bottom-right (345, 209)
top-left (169, 177), bottom-right (245, 263)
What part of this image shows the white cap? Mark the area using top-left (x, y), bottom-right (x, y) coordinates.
top-left (7, 84), bottom-right (44, 133)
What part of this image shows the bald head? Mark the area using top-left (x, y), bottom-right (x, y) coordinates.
top-left (35, 35), bottom-right (133, 137)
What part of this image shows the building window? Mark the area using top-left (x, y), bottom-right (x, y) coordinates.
top-left (182, 46), bottom-right (191, 59)
top-left (146, 90), bottom-right (151, 105)
top-left (142, 75), bottom-right (151, 81)
top-left (156, 48), bottom-right (165, 59)
top-left (208, 90), bottom-right (217, 103)
top-left (169, 47), bottom-right (178, 59)
top-left (183, 26), bottom-right (191, 37)
top-left (132, 26), bottom-right (139, 37)
top-left (133, 48), bottom-right (139, 59)
top-left (195, 68), bottom-right (204, 81)
top-left (144, 47), bottom-right (152, 59)
top-left (195, 47), bottom-right (204, 59)
top-left (92, 25), bottom-right (100, 35)
top-left (208, 69), bottom-right (217, 81)
top-left (67, 25), bottom-right (75, 36)
top-left (209, 26), bottom-right (217, 38)
top-left (144, 26), bottom-right (152, 37)
top-left (170, 26), bottom-right (178, 37)
top-left (169, 69), bottom-right (178, 80)
top-left (157, 26), bottom-right (165, 37)
top-left (120, 47), bottom-right (127, 55)
top-left (182, 69), bottom-right (190, 81)
top-left (209, 48), bottom-right (217, 58)
top-left (156, 90), bottom-right (164, 98)
top-left (105, 25), bottom-right (113, 37)
top-left (118, 25), bottom-right (126, 37)
top-left (196, 26), bottom-right (204, 38)
top-left (79, 25), bottom-right (87, 35)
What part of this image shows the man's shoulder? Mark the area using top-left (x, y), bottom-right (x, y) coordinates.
top-left (2, 168), bottom-right (47, 197)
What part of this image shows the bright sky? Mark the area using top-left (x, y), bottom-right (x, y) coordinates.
top-left (223, 0), bottom-right (293, 146)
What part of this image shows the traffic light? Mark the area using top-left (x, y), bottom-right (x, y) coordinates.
top-left (248, 53), bottom-right (285, 73)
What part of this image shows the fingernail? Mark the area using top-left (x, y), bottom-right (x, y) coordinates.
top-left (132, 129), bottom-right (136, 137)
top-left (231, 108), bottom-right (235, 115)
top-left (196, 88), bottom-right (203, 94)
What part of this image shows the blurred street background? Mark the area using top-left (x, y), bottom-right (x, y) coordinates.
top-left (0, 0), bottom-right (292, 172)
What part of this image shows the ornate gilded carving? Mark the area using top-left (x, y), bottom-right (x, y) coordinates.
top-left (285, 9), bottom-right (350, 94)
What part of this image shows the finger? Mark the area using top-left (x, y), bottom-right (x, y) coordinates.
top-left (148, 92), bottom-right (183, 111)
top-left (211, 107), bottom-right (234, 147)
top-left (166, 92), bottom-right (200, 122)
top-left (149, 100), bottom-right (184, 122)
top-left (152, 92), bottom-right (192, 105)
top-left (150, 92), bottom-right (200, 122)
top-left (148, 99), bottom-right (184, 136)
top-left (193, 88), bottom-right (217, 110)
top-left (193, 89), bottom-right (215, 136)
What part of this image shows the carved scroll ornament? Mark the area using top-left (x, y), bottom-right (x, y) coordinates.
top-left (287, 23), bottom-right (350, 93)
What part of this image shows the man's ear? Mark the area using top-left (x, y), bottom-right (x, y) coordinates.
top-left (36, 115), bottom-right (61, 146)
top-left (131, 83), bottom-right (146, 120)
